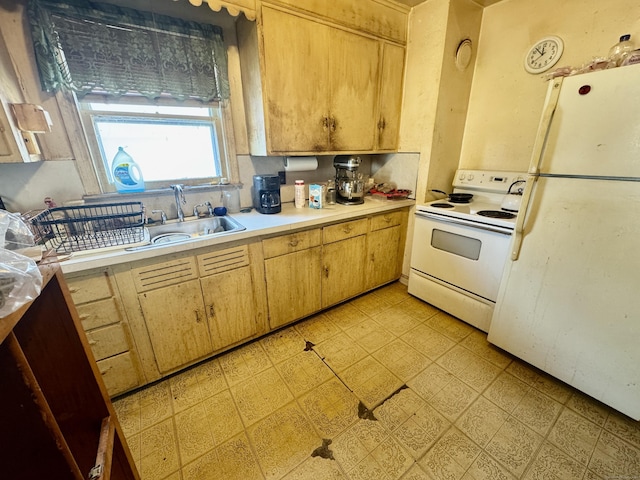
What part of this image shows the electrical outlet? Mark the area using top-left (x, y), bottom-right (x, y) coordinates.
top-left (278, 171), bottom-right (286, 184)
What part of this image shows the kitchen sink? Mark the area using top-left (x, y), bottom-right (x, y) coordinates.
top-left (126, 215), bottom-right (246, 251)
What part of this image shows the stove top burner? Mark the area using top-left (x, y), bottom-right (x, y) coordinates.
top-left (477, 210), bottom-right (516, 219)
top-left (431, 203), bottom-right (454, 208)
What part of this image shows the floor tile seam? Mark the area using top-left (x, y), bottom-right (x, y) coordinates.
top-left (541, 416), bottom-right (602, 473)
top-left (456, 338), bottom-right (516, 369)
top-left (601, 421), bottom-right (640, 451)
top-left (411, 423), bottom-right (473, 474)
top-left (479, 409), bottom-right (558, 479)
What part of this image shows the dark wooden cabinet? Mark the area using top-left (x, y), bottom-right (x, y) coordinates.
top-left (0, 260), bottom-right (139, 480)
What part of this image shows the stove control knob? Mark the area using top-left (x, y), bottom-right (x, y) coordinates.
top-left (458, 172), bottom-right (466, 180)
top-left (468, 174), bottom-right (474, 181)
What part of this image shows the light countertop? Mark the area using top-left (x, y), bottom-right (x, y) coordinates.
top-left (60, 197), bottom-right (414, 274)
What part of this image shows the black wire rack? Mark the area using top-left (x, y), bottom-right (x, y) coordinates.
top-left (30, 202), bottom-right (146, 254)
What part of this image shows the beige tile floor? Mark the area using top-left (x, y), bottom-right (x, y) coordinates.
top-left (113, 282), bottom-right (640, 480)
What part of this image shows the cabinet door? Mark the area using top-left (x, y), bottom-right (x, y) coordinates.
top-left (329, 28), bottom-right (379, 151)
top-left (365, 225), bottom-right (402, 290)
top-left (264, 247), bottom-right (322, 329)
top-left (201, 266), bottom-right (258, 351)
top-left (322, 235), bottom-right (366, 307)
top-left (377, 43), bottom-right (405, 151)
top-left (138, 279), bottom-right (212, 373)
top-left (261, 7), bottom-right (330, 152)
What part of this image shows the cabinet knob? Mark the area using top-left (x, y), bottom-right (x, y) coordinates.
top-left (289, 239), bottom-right (299, 247)
top-left (330, 117), bottom-right (337, 132)
top-left (323, 266), bottom-right (329, 278)
top-left (322, 116), bottom-right (330, 131)
top-left (343, 225), bottom-right (353, 234)
top-left (384, 215), bottom-right (391, 223)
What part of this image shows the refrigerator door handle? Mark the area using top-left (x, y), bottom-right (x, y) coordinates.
top-left (511, 174), bottom-right (537, 260)
top-left (512, 78), bottom-right (564, 261)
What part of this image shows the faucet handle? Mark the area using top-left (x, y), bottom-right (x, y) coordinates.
top-left (204, 201), bottom-right (215, 216)
top-left (151, 209), bottom-right (167, 224)
top-left (193, 204), bottom-right (206, 218)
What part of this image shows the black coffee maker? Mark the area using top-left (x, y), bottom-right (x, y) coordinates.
top-left (252, 174), bottom-right (281, 214)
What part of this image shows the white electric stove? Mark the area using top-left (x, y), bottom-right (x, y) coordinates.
top-left (408, 170), bottom-right (526, 332)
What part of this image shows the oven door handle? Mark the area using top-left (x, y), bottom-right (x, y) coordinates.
top-left (415, 211), bottom-right (513, 235)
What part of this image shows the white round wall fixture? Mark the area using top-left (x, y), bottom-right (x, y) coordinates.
top-left (455, 39), bottom-right (473, 71)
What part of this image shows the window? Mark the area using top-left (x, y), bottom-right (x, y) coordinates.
top-left (79, 96), bottom-right (231, 191)
top-left (28, 0), bottom-right (237, 193)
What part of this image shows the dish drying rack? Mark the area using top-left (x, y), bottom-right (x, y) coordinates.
top-left (30, 202), bottom-right (145, 254)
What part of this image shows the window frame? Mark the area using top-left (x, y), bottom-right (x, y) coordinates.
top-left (78, 93), bottom-right (235, 193)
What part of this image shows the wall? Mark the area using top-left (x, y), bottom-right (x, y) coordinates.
top-left (460, 0), bottom-right (640, 172)
top-left (399, 0), bottom-right (482, 203)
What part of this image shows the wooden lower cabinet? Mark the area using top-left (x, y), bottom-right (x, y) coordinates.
top-left (264, 246), bottom-right (322, 329)
top-left (365, 224), bottom-right (402, 290)
top-left (366, 210), bottom-right (408, 290)
top-left (321, 218), bottom-right (368, 307)
top-left (66, 209), bottom-right (407, 393)
top-left (201, 266), bottom-right (258, 350)
top-left (138, 279), bottom-right (213, 373)
top-left (67, 269), bottom-right (144, 396)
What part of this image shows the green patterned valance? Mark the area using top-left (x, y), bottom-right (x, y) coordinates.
top-left (28, 0), bottom-right (230, 101)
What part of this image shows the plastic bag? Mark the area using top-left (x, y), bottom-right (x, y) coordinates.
top-left (0, 210), bottom-right (36, 250)
top-left (0, 210), bottom-right (42, 317)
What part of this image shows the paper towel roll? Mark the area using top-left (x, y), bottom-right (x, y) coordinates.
top-left (284, 156), bottom-right (318, 172)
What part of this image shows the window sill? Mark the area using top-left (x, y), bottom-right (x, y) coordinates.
top-left (82, 183), bottom-right (243, 203)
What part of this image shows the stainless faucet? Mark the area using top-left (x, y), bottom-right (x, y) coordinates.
top-left (170, 184), bottom-right (186, 222)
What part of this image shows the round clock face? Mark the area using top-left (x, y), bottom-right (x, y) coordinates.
top-left (524, 36), bottom-right (564, 74)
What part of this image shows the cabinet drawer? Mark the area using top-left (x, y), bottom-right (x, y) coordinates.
top-left (197, 245), bottom-right (250, 276)
top-left (97, 352), bottom-right (140, 397)
top-left (370, 211), bottom-right (404, 231)
top-left (132, 257), bottom-right (198, 292)
top-left (86, 324), bottom-right (129, 361)
top-left (323, 219), bottom-right (368, 244)
top-left (76, 297), bottom-right (122, 331)
top-left (262, 229), bottom-right (321, 258)
top-left (66, 271), bottom-right (114, 304)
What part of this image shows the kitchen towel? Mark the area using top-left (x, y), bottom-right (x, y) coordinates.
top-left (284, 156), bottom-right (318, 172)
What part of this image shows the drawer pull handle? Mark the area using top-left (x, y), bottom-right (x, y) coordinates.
top-left (99, 366), bottom-right (112, 375)
top-left (323, 266), bottom-right (329, 278)
top-left (88, 340), bottom-right (98, 345)
top-left (343, 225), bottom-right (353, 234)
top-left (195, 310), bottom-right (202, 323)
top-left (209, 305), bottom-right (215, 317)
top-left (69, 287), bottom-right (79, 294)
top-left (79, 314), bottom-right (89, 320)
top-left (289, 239), bottom-right (299, 247)
top-left (384, 215), bottom-right (391, 223)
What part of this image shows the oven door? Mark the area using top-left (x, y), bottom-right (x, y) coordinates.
top-left (410, 211), bottom-right (512, 302)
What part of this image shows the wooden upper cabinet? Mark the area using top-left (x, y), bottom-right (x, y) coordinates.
top-left (261, 8), bottom-right (330, 152)
top-left (238, 5), bottom-right (405, 155)
top-left (377, 43), bottom-right (405, 151)
top-left (267, 0), bottom-right (408, 43)
top-left (329, 27), bottom-right (379, 152)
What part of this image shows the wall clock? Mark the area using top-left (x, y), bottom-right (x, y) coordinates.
top-left (524, 36), bottom-right (564, 74)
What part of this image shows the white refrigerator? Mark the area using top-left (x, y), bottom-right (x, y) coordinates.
top-left (488, 64), bottom-right (640, 420)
